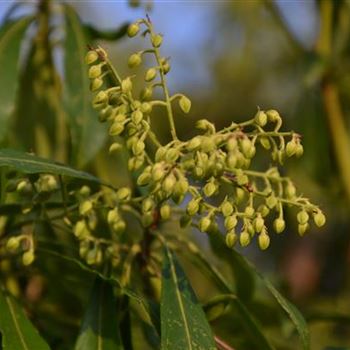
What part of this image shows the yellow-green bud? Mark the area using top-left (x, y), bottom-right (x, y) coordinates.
top-left (141, 102), bottom-right (152, 114)
top-left (155, 147), bottom-right (167, 162)
top-left (313, 211), bottom-right (326, 227)
top-left (297, 210), bottom-right (309, 224)
top-left (137, 172), bottom-right (151, 186)
top-left (140, 86), bottom-right (153, 100)
top-left (88, 64), bottom-right (102, 79)
top-left (258, 232), bottom-right (270, 250)
top-left (79, 200), bottom-right (93, 216)
top-left (116, 187), bottom-right (131, 201)
top-left (161, 57), bottom-right (171, 74)
top-left (266, 195), bottom-right (278, 209)
top-left (142, 197), bottom-right (155, 213)
top-left (131, 110), bottom-right (143, 125)
top-left (224, 215), bottom-right (237, 230)
top-left (160, 204), bottom-right (171, 220)
top-left (273, 218), bottom-right (285, 233)
top-left (165, 148), bottom-right (180, 163)
top-left (298, 223), bottom-right (309, 236)
top-left (187, 136), bottom-right (201, 151)
top-left (74, 220), bottom-right (89, 239)
top-left (295, 143), bottom-right (304, 157)
top-left (266, 109), bottom-right (281, 122)
top-left (240, 231), bottom-right (250, 247)
top-left (179, 95), bottom-right (191, 114)
top-left (90, 78), bottom-right (103, 92)
top-left (132, 140), bottom-right (145, 155)
top-left (199, 216), bottom-right (211, 232)
top-left (109, 122), bottom-right (124, 136)
top-left (85, 50), bottom-right (99, 65)
top-left (236, 187), bottom-right (245, 202)
top-left (254, 215), bottom-right (265, 233)
top-left (112, 219), bottom-right (126, 234)
top-left (187, 198), bottom-right (200, 216)
top-left (203, 181), bottom-right (217, 197)
top-left (109, 142), bottom-right (123, 154)
top-left (225, 231), bottom-right (238, 248)
top-left (22, 251), bottom-right (35, 266)
top-left (236, 173), bottom-right (249, 186)
top-left (152, 164), bottom-right (165, 182)
top-left (257, 204), bottom-right (270, 217)
top-left (93, 91), bottom-right (108, 106)
top-left (226, 137), bottom-right (238, 152)
top-left (107, 208), bottom-right (119, 224)
top-left (285, 182), bottom-right (296, 198)
top-left (240, 138), bottom-right (255, 159)
top-left (121, 77), bottom-right (133, 93)
top-left (226, 153), bottom-right (237, 170)
top-left (142, 212), bottom-right (154, 227)
top-left (6, 237), bottom-right (20, 251)
top-left (259, 137), bottom-right (271, 150)
top-left (127, 23), bottom-right (140, 37)
top-left (174, 178), bottom-right (189, 196)
top-left (255, 110), bottom-right (267, 127)
top-left (200, 137), bottom-right (216, 153)
top-left (221, 201), bottom-right (234, 217)
top-left (151, 34), bottom-right (163, 47)
top-left (80, 185), bottom-right (91, 196)
top-left (245, 206), bottom-right (255, 217)
top-left (145, 68), bottom-right (157, 82)
top-left (128, 53), bottom-right (142, 68)
top-left (162, 174), bottom-right (176, 193)
top-left (285, 139), bottom-right (296, 157)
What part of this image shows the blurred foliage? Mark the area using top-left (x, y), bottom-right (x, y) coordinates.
top-left (0, 0), bottom-right (350, 349)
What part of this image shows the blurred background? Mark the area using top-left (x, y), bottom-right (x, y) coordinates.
top-left (1, 0), bottom-right (350, 349)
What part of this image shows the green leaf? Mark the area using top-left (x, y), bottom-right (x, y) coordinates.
top-left (160, 247), bottom-right (216, 350)
top-left (0, 16), bottom-right (33, 144)
top-left (0, 286), bottom-right (50, 350)
top-left (64, 4), bottom-right (107, 167)
top-left (75, 277), bottom-right (123, 350)
top-left (84, 23), bottom-right (129, 41)
top-left (0, 148), bottom-right (101, 183)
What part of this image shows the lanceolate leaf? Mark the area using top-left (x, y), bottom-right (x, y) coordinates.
top-left (75, 277), bottom-right (123, 350)
top-left (0, 148), bottom-right (101, 183)
top-left (64, 4), bottom-right (107, 167)
top-left (0, 286), bottom-right (50, 350)
top-left (0, 16), bottom-right (33, 144)
top-left (160, 247), bottom-right (216, 350)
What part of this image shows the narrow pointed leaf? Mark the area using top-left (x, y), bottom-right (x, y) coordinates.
top-left (0, 148), bottom-right (101, 183)
top-left (161, 247), bottom-right (216, 350)
top-left (0, 16), bottom-right (33, 144)
top-left (0, 286), bottom-right (50, 350)
top-left (64, 4), bottom-right (107, 167)
top-left (75, 277), bottom-right (123, 350)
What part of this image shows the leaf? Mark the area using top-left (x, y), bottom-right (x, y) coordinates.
top-left (0, 16), bottom-right (33, 145)
top-left (0, 286), bottom-right (50, 350)
top-left (84, 23), bottom-right (129, 41)
top-left (75, 277), bottom-right (123, 350)
top-left (0, 148), bottom-right (101, 183)
top-left (160, 247), bottom-right (216, 350)
top-left (64, 4), bottom-right (107, 167)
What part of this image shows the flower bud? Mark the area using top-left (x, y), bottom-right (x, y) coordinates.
top-left (224, 215), bottom-right (237, 230)
top-left (259, 137), bottom-right (271, 150)
top-left (137, 172), bottom-right (151, 186)
top-left (295, 143), bottom-right (304, 157)
top-left (235, 187), bottom-right (245, 202)
top-left (162, 174), bottom-right (176, 194)
top-left (132, 140), bottom-right (145, 155)
top-left (79, 200), bottom-right (93, 216)
top-left (107, 208), bottom-right (119, 224)
top-left (128, 53), bottom-right (142, 68)
top-left (226, 137), bottom-right (238, 152)
top-left (226, 153), bottom-right (237, 170)
top-left (88, 64), bottom-right (102, 79)
top-left (151, 34), bottom-right (163, 47)
top-left (196, 119), bottom-right (215, 133)
top-left (240, 138), bottom-right (254, 159)
top-left (285, 182), bottom-right (296, 199)
top-left (245, 206), bottom-right (255, 217)
top-left (187, 136), bottom-right (201, 151)
top-left (273, 218), bottom-right (285, 233)
top-left (140, 102), bottom-right (152, 114)
top-left (85, 50), bottom-right (99, 65)
top-left (160, 204), bottom-right (171, 220)
top-left (145, 68), bottom-right (157, 82)
top-left (298, 223), bottom-right (309, 236)
top-left (285, 139), bottom-right (296, 157)
top-left (74, 220), bottom-right (89, 239)
top-left (257, 204), bottom-right (270, 217)
top-left (22, 251), bottom-right (35, 266)
top-left (266, 109), bottom-right (281, 123)
top-left (93, 91), bottom-right (108, 106)
top-left (142, 212), bottom-right (154, 227)
top-left (127, 23), bottom-right (140, 37)
top-left (313, 210), bottom-right (326, 227)
top-left (221, 200), bottom-right (234, 217)
top-left (165, 148), bottom-right (180, 163)
top-left (240, 231), bottom-right (250, 247)
top-left (152, 164), bottom-right (165, 182)
top-left (258, 232), bottom-right (270, 250)
top-left (121, 77), bottom-right (133, 93)
top-left (174, 178), bottom-right (189, 196)
top-left (203, 181), bottom-right (217, 197)
top-left (140, 86), bottom-right (153, 100)
top-left (155, 147), bottom-right (167, 161)
top-left (142, 197), bottom-right (155, 213)
top-left (297, 210), bottom-right (309, 224)
top-left (179, 95), bottom-right (191, 114)
top-left (187, 198), bottom-right (200, 216)
top-left (6, 237), bottom-right (20, 251)
top-left (266, 195), bottom-right (278, 209)
top-left (255, 110), bottom-right (267, 127)
top-left (109, 142), bottom-right (123, 154)
top-left (199, 216), bottom-right (211, 232)
top-left (90, 78), bottom-right (103, 91)
top-left (225, 231), bottom-right (237, 248)
top-left (161, 57), bottom-right (170, 74)
top-left (254, 215), bottom-right (265, 233)
top-left (79, 185), bottom-right (91, 196)
top-left (112, 219), bottom-right (126, 234)
top-left (200, 137), bottom-right (216, 153)
top-left (109, 122), bottom-right (124, 136)
top-left (116, 187), bottom-right (131, 201)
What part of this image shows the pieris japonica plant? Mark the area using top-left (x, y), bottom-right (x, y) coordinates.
top-left (0, 14), bottom-right (325, 350)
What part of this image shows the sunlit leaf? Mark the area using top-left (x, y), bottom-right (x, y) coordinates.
top-left (64, 4), bottom-right (107, 167)
top-left (75, 277), bottom-right (123, 350)
top-left (0, 16), bottom-right (33, 145)
top-left (160, 247), bottom-right (216, 350)
top-left (0, 286), bottom-right (50, 350)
